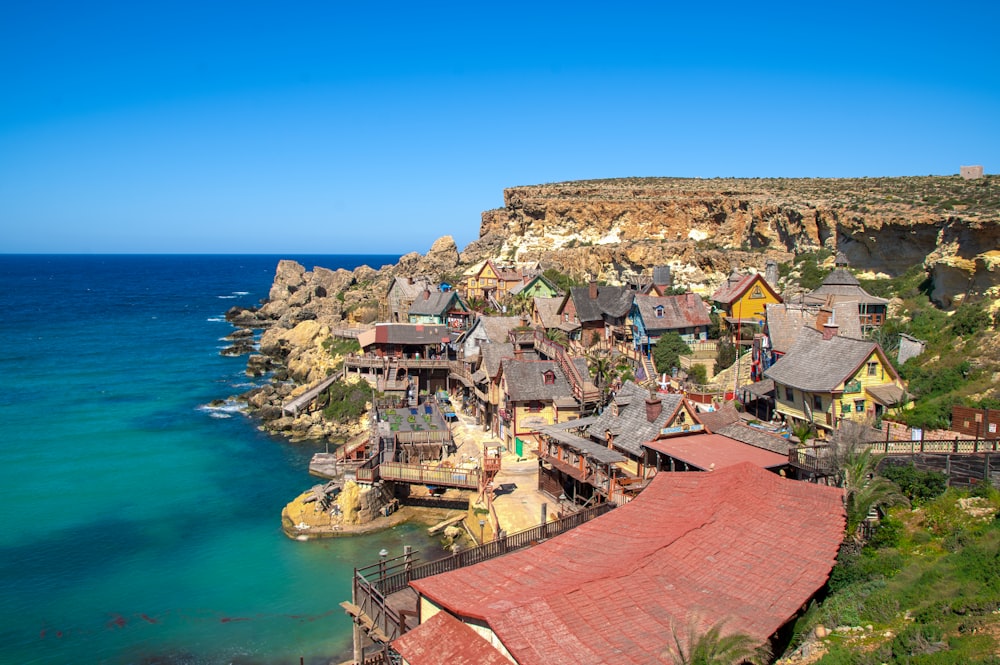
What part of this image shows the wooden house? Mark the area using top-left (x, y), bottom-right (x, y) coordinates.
top-left (497, 356), bottom-right (586, 451)
top-left (407, 287), bottom-right (471, 330)
top-left (711, 270), bottom-right (782, 343)
top-left (764, 324), bottom-right (908, 433)
top-left (556, 281), bottom-right (634, 348)
top-left (630, 292), bottom-right (711, 353)
top-left (793, 254), bottom-right (889, 330)
top-left (585, 381), bottom-right (699, 483)
top-left (385, 276), bottom-right (434, 323)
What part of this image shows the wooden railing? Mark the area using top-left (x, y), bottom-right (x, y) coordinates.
top-left (370, 502), bottom-right (616, 598)
top-left (377, 462), bottom-right (480, 489)
top-left (864, 438), bottom-right (1000, 455)
top-left (356, 456), bottom-right (380, 483)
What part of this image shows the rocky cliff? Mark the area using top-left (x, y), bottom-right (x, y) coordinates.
top-left (479, 177), bottom-right (1000, 306)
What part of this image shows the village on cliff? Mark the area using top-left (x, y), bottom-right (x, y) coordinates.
top-left (221, 177), bottom-right (1000, 665)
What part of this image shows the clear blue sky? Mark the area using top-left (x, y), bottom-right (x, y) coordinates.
top-left (2, 1), bottom-right (997, 254)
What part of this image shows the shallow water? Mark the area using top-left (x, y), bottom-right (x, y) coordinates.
top-left (0, 254), bottom-right (444, 664)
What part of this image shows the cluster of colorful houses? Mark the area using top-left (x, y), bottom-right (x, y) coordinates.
top-left (336, 252), bottom-right (920, 664)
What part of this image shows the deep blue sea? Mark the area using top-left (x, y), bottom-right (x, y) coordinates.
top-left (0, 255), bottom-right (441, 665)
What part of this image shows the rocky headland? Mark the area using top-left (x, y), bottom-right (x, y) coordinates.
top-left (221, 175), bottom-right (1000, 441)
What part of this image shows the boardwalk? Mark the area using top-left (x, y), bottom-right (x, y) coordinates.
top-left (281, 371), bottom-right (342, 416)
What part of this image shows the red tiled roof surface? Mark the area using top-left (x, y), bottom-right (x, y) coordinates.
top-left (411, 462), bottom-right (844, 665)
top-left (711, 272), bottom-right (779, 306)
top-left (393, 609), bottom-right (512, 665)
top-left (642, 433), bottom-right (788, 470)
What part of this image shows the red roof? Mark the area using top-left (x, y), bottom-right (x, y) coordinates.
top-left (393, 610), bottom-right (511, 665)
top-left (711, 273), bottom-right (779, 306)
top-left (643, 433), bottom-right (788, 470)
top-left (411, 462), bottom-right (844, 664)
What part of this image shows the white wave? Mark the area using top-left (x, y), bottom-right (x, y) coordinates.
top-left (206, 317), bottom-right (226, 322)
top-left (218, 295), bottom-right (237, 299)
top-left (233, 291), bottom-right (250, 295)
top-left (197, 401), bottom-right (246, 417)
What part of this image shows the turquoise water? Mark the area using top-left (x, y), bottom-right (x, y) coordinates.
top-left (0, 255), bottom-right (440, 665)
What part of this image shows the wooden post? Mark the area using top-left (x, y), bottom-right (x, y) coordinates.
top-left (946, 454), bottom-right (952, 487)
top-left (403, 545), bottom-right (413, 584)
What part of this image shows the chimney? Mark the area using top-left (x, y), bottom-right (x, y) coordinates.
top-left (407, 277), bottom-right (414, 285)
top-left (423, 288), bottom-right (431, 300)
top-left (645, 395), bottom-right (663, 423)
top-left (589, 280), bottom-right (598, 300)
top-left (514, 346), bottom-right (523, 359)
top-left (816, 306), bottom-right (832, 330)
top-left (822, 321), bottom-right (839, 340)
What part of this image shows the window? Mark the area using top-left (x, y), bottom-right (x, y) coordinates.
top-left (841, 400), bottom-right (850, 413)
top-left (543, 370), bottom-right (555, 385)
top-left (854, 400), bottom-right (865, 413)
top-left (867, 361), bottom-right (879, 377)
top-left (813, 395), bottom-right (823, 410)
top-left (654, 306), bottom-right (664, 318)
top-left (528, 401), bottom-right (543, 413)
top-left (750, 285), bottom-right (765, 299)
top-left (785, 386), bottom-right (794, 401)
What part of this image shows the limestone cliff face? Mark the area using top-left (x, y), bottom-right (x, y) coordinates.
top-left (478, 177), bottom-right (1000, 304)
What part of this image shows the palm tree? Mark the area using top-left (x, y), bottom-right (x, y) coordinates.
top-left (543, 327), bottom-right (568, 348)
top-left (661, 620), bottom-right (770, 665)
top-left (838, 446), bottom-right (910, 537)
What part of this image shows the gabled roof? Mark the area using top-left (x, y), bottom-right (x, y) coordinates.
top-left (480, 342), bottom-right (514, 378)
top-left (464, 315), bottom-right (522, 344)
top-left (410, 463), bottom-right (845, 665)
top-left (692, 403), bottom-right (741, 432)
top-left (358, 323), bottom-right (451, 348)
top-left (509, 273), bottom-right (561, 296)
top-left (643, 433), bottom-right (788, 470)
top-left (566, 285), bottom-right (634, 322)
top-left (393, 610), bottom-right (511, 665)
top-left (711, 271), bottom-right (779, 306)
top-left (764, 327), bottom-right (896, 392)
top-left (533, 296), bottom-right (563, 329)
top-left (501, 359), bottom-right (574, 402)
top-left (633, 293), bottom-right (711, 333)
top-left (387, 275), bottom-right (434, 298)
top-left (585, 381), bottom-right (686, 456)
top-left (765, 302), bottom-right (862, 354)
top-left (801, 269), bottom-right (889, 307)
top-left (408, 290), bottom-right (459, 317)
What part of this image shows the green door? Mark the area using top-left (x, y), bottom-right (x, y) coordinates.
top-left (515, 437), bottom-right (523, 457)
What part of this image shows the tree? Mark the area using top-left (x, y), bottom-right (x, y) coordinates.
top-left (652, 332), bottom-right (692, 375)
top-left (714, 338), bottom-right (737, 375)
top-left (837, 444), bottom-right (910, 537)
top-left (508, 291), bottom-right (533, 318)
top-left (587, 349), bottom-right (612, 389)
top-left (661, 620), bottom-right (770, 665)
top-left (543, 327), bottom-right (569, 347)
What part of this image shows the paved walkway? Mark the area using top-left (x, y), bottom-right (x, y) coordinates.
top-left (447, 411), bottom-right (553, 536)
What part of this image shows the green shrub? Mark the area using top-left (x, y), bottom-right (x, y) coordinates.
top-left (687, 364), bottom-right (708, 385)
top-left (321, 380), bottom-right (371, 423)
top-left (950, 302), bottom-right (991, 337)
top-left (652, 332), bottom-right (691, 375)
top-left (881, 464), bottom-right (948, 505)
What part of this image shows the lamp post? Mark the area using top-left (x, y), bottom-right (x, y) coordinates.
top-left (378, 548), bottom-right (388, 584)
top-left (478, 519), bottom-right (485, 544)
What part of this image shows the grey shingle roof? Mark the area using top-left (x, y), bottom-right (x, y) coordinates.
top-left (502, 359), bottom-right (574, 402)
top-left (715, 423), bottom-right (792, 456)
top-left (537, 425), bottom-right (626, 464)
top-left (764, 327), bottom-right (878, 391)
top-left (633, 293), bottom-right (711, 334)
top-left (478, 316), bottom-right (523, 342)
top-left (765, 302), bottom-right (862, 354)
top-left (586, 381), bottom-right (685, 456)
top-left (569, 285), bottom-right (633, 322)
top-left (693, 403), bottom-right (741, 432)
top-left (533, 297), bottom-right (562, 329)
top-left (408, 290), bottom-right (459, 317)
top-left (481, 342), bottom-right (514, 378)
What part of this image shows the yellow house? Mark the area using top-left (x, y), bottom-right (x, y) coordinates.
top-left (497, 357), bottom-right (582, 451)
top-left (465, 260), bottom-right (522, 304)
top-left (764, 325), bottom-right (908, 433)
top-left (711, 271), bottom-right (782, 341)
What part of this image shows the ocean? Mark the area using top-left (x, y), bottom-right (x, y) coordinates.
top-left (0, 254), bottom-right (443, 665)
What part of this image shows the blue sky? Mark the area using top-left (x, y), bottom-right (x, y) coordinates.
top-left (2, 2), bottom-right (997, 254)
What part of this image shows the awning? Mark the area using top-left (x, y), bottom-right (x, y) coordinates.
top-left (866, 383), bottom-right (907, 407)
